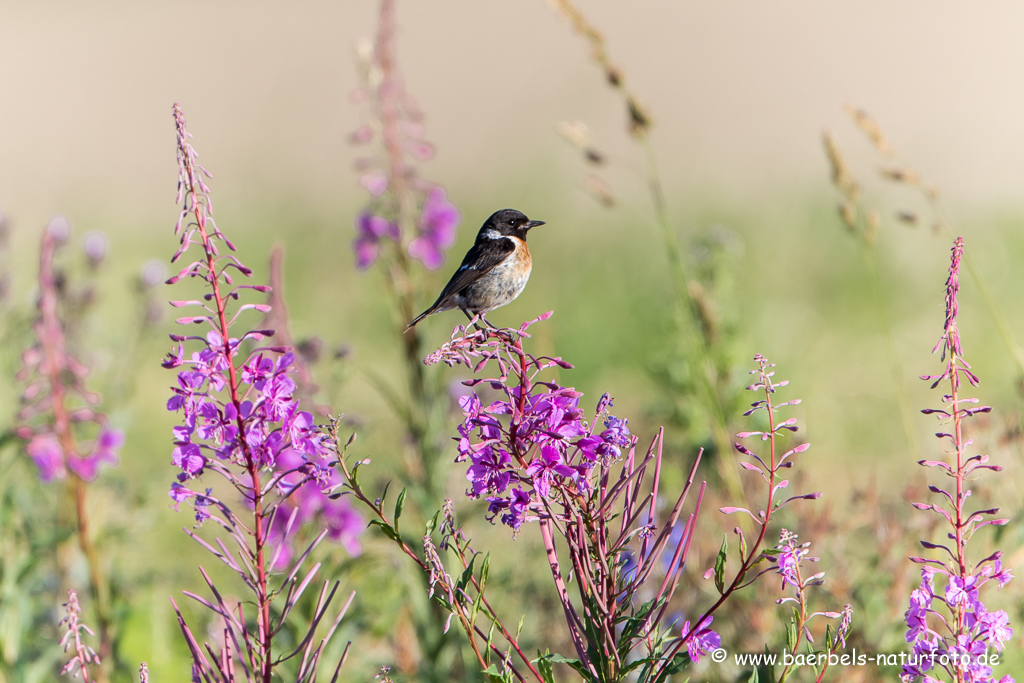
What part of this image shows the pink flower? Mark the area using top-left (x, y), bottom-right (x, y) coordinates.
top-left (408, 188), bottom-right (460, 270)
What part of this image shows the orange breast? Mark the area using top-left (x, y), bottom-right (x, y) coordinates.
top-left (512, 236), bottom-right (531, 277)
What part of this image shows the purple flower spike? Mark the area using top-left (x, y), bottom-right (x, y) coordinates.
top-left (902, 237), bottom-right (1015, 683)
top-left (17, 222), bottom-right (121, 484)
top-left (169, 104), bottom-right (357, 682)
top-left (351, 20), bottom-right (458, 280)
top-left (408, 188), bottom-right (460, 270)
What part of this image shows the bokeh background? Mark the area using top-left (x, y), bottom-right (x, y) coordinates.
top-left (2, 1), bottom-right (1024, 680)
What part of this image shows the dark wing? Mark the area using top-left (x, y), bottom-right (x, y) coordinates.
top-left (433, 238), bottom-right (516, 303)
top-left (407, 238), bottom-right (515, 329)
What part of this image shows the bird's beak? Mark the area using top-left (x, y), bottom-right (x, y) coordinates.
top-left (525, 220), bottom-right (545, 230)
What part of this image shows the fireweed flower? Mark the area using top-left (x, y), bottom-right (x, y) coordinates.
top-left (902, 237), bottom-right (1014, 683)
top-left (451, 362), bottom-right (631, 531)
top-left (165, 119), bottom-right (352, 534)
top-left (353, 212), bottom-right (400, 270)
top-left (59, 589), bottom-right (100, 682)
top-left (408, 187), bottom-right (460, 270)
top-left (15, 219), bottom-right (122, 668)
top-left (167, 104), bottom-right (355, 680)
top-left (16, 221), bottom-right (124, 483)
top-left (775, 528), bottom-right (811, 592)
top-left (438, 320), bottom-right (630, 523)
top-left (425, 314), bottom-right (716, 681)
top-left (680, 616), bottom-right (721, 663)
top-left (349, 1), bottom-right (461, 271)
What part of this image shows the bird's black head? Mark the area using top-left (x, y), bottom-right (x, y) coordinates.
top-left (478, 208), bottom-right (545, 241)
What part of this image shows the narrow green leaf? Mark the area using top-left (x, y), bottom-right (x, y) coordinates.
top-left (368, 518), bottom-right (400, 543)
top-left (425, 510), bottom-right (440, 537)
top-left (714, 535), bottom-right (728, 594)
top-left (535, 650), bottom-right (556, 683)
top-left (393, 487), bottom-right (407, 533)
top-left (786, 610), bottom-right (798, 654)
top-left (480, 553), bottom-right (491, 590)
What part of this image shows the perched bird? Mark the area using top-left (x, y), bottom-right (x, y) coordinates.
top-left (407, 208), bottom-right (545, 330)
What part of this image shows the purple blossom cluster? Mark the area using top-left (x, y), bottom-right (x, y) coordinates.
top-left (164, 346), bottom-right (336, 516)
top-left (456, 386), bottom-right (632, 532)
top-left (407, 187), bottom-right (459, 270)
top-left (16, 220), bottom-right (123, 482)
top-left (903, 566), bottom-right (1013, 682)
top-left (903, 237), bottom-right (1014, 683)
top-left (775, 529), bottom-right (811, 592)
top-left (349, 0), bottom-right (460, 271)
top-left (429, 314), bottom-right (637, 530)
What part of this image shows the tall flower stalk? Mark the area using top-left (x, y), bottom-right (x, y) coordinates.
top-left (667, 356), bottom-right (847, 683)
top-left (58, 589), bottom-right (100, 682)
top-left (901, 237), bottom-right (1014, 683)
top-left (166, 104), bottom-right (354, 681)
top-left (15, 220), bottom-right (124, 680)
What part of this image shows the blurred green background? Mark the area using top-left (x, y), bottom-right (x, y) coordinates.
top-left (2, 1), bottom-right (1024, 681)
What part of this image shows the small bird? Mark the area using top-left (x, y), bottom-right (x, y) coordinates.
top-left (407, 208), bottom-right (545, 330)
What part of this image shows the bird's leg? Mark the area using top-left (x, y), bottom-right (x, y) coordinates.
top-left (480, 315), bottom-right (519, 343)
top-left (461, 307), bottom-right (488, 334)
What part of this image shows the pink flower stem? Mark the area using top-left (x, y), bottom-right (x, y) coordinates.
top-left (38, 230), bottom-right (111, 681)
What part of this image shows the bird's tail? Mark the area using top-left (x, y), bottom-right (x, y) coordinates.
top-left (404, 306), bottom-right (434, 333)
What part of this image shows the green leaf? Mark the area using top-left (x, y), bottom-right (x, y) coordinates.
top-left (714, 535), bottom-right (728, 594)
top-left (660, 651), bottom-right (692, 677)
top-left (618, 599), bottom-right (656, 647)
top-left (368, 518), bottom-right (400, 543)
top-left (535, 650), bottom-right (556, 683)
top-left (393, 488), bottom-right (407, 533)
top-left (786, 611), bottom-right (798, 655)
top-left (457, 553), bottom-right (479, 593)
top-left (425, 510), bottom-right (440, 537)
top-left (535, 652), bottom-right (590, 679)
top-left (480, 552), bottom-right (491, 589)
top-left (481, 664), bottom-right (513, 683)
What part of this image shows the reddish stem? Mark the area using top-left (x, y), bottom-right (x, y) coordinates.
top-left (179, 145), bottom-right (272, 683)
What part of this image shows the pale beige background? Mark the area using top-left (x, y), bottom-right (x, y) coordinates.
top-left (1, 0), bottom-right (1022, 231)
